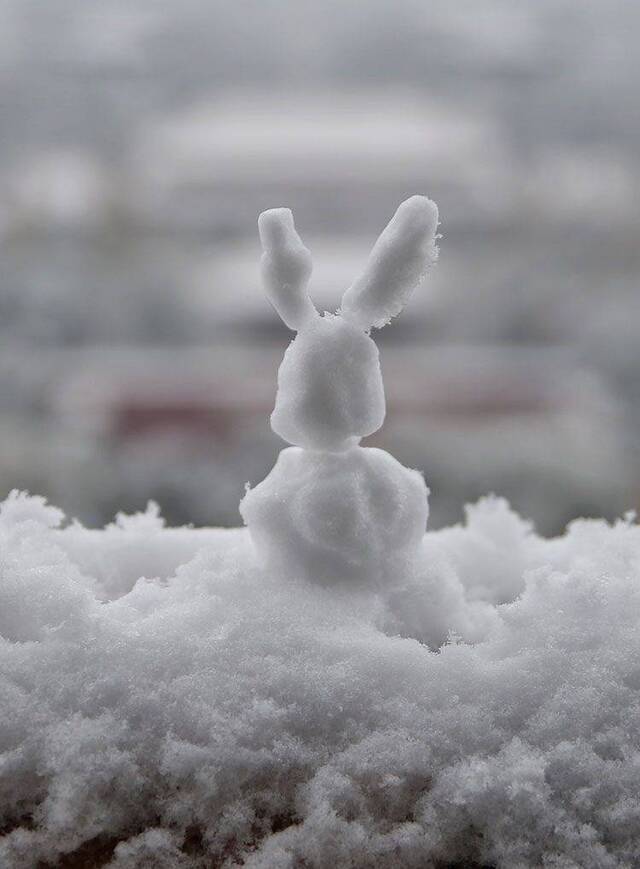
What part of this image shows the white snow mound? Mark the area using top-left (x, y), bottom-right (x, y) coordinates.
top-left (2, 491), bottom-right (640, 868)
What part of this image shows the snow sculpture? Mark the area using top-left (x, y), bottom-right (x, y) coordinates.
top-left (240, 196), bottom-right (439, 585)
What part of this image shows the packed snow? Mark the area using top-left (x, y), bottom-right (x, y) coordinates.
top-left (258, 196), bottom-right (438, 451)
top-left (268, 313), bottom-right (386, 452)
top-left (241, 446), bottom-right (428, 587)
top-left (2, 198), bottom-right (640, 868)
top-left (340, 195), bottom-right (439, 331)
top-left (243, 198), bottom-right (436, 587)
top-left (259, 198), bottom-right (437, 453)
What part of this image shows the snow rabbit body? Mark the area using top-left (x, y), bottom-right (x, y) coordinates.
top-left (259, 196), bottom-right (439, 452)
top-left (241, 197), bottom-right (439, 586)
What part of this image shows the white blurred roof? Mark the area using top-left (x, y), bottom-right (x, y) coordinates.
top-left (134, 89), bottom-right (502, 188)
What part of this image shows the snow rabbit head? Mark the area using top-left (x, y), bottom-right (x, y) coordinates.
top-left (259, 196), bottom-right (439, 452)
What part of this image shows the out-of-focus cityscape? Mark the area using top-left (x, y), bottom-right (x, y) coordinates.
top-left (1, 0), bottom-right (639, 534)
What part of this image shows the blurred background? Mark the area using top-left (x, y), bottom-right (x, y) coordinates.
top-left (1, 0), bottom-right (639, 534)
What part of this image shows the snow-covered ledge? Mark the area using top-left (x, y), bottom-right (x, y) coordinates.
top-left (2, 200), bottom-right (640, 869)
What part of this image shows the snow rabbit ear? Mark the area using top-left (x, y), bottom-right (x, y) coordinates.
top-left (340, 196), bottom-right (439, 331)
top-left (258, 208), bottom-right (317, 331)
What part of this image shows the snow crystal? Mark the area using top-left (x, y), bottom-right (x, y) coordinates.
top-left (2, 493), bottom-right (640, 868)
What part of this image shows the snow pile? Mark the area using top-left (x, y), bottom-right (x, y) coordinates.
top-left (2, 492), bottom-right (640, 867)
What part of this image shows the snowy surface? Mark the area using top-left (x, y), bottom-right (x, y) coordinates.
top-left (2, 490), bottom-right (640, 867)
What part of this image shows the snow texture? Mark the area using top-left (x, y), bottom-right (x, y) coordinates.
top-left (2, 491), bottom-right (640, 867)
